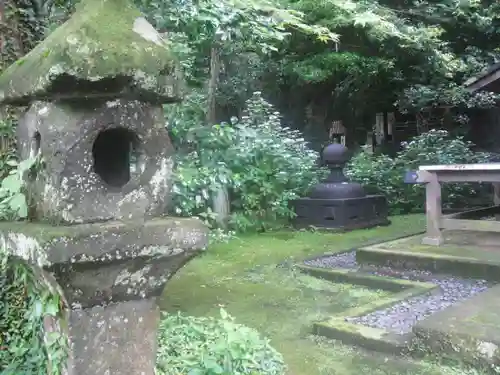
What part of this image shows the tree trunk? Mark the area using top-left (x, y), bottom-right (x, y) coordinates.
top-left (206, 43), bottom-right (230, 229)
top-left (207, 44), bottom-right (219, 125)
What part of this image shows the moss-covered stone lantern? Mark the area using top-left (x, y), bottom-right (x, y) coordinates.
top-left (0, 0), bottom-right (207, 373)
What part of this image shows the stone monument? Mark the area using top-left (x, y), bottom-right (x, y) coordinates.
top-left (292, 143), bottom-right (389, 230)
top-left (0, 0), bottom-right (208, 373)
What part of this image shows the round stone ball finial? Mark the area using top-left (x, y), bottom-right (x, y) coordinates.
top-left (308, 142), bottom-right (366, 200)
top-left (322, 143), bottom-right (351, 166)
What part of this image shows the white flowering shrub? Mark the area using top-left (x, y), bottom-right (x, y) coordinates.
top-left (345, 129), bottom-right (493, 214)
top-left (166, 91), bottom-right (324, 232)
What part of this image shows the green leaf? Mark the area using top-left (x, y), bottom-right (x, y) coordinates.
top-left (1, 174), bottom-right (22, 193)
top-left (9, 193), bottom-right (28, 218)
top-left (220, 308), bottom-right (228, 320)
top-left (18, 157), bottom-right (37, 173)
top-left (6, 159), bottom-right (18, 167)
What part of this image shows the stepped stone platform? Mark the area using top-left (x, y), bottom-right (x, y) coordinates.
top-left (357, 230), bottom-right (500, 280)
top-left (414, 284), bottom-right (500, 368)
top-left (305, 230), bottom-right (500, 371)
top-left (360, 230), bottom-right (500, 260)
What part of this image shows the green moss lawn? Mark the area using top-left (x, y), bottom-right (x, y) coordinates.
top-left (159, 215), bottom-right (462, 375)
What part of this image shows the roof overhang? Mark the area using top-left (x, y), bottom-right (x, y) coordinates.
top-left (464, 62), bottom-right (500, 94)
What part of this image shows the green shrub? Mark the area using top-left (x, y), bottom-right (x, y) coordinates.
top-left (0, 138), bottom-right (65, 374)
top-left (0, 257), bottom-right (65, 375)
top-left (345, 129), bottom-right (492, 214)
top-left (0, 118), bottom-right (16, 181)
top-left (155, 309), bottom-right (286, 375)
top-left (167, 91), bottom-right (324, 232)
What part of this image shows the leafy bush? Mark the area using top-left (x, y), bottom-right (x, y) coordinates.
top-left (156, 309), bottom-right (286, 375)
top-left (0, 156), bottom-right (42, 220)
top-left (345, 129), bottom-right (492, 214)
top-left (0, 256), bottom-right (65, 375)
top-left (0, 119), bottom-right (16, 180)
top-left (0, 120), bottom-right (65, 374)
top-left (167, 91), bottom-right (323, 232)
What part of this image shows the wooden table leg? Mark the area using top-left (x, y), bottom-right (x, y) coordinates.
top-left (422, 173), bottom-right (444, 246)
top-left (493, 183), bottom-right (500, 220)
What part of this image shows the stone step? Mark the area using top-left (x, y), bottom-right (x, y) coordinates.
top-left (412, 284), bottom-right (500, 369)
top-left (356, 232), bottom-right (500, 281)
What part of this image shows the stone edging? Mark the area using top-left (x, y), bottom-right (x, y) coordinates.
top-left (296, 264), bottom-right (437, 354)
top-left (300, 230), bottom-right (426, 264)
top-left (357, 244), bottom-right (500, 281)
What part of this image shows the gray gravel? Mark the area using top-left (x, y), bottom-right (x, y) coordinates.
top-left (304, 251), bottom-right (492, 335)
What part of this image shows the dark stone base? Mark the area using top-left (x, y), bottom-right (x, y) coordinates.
top-left (292, 195), bottom-right (389, 230)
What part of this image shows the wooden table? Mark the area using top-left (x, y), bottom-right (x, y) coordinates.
top-left (408, 163), bottom-right (500, 245)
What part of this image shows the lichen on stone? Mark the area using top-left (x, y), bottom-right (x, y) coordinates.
top-left (477, 341), bottom-right (498, 360)
top-left (0, 232), bottom-right (50, 267)
top-left (0, 0), bottom-right (185, 105)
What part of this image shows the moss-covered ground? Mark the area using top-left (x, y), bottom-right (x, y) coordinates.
top-left (159, 214), bottom-right (473, 375)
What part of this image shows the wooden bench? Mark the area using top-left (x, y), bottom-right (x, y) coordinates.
top-left (405, 163), bottom-right (500, 245)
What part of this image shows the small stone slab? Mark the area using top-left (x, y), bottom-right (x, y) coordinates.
top-left (314, 318), bottom-right (413, 355)
top-left (413, 284), bottom-right (500, 366)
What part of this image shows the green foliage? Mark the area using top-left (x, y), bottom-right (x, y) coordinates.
top-left (345, 130), bottom-right (492, 214)
top-left (0, 119), bottom-right (46, 221)
top-left (0, 119), bottom-right (17, 180)
top-left (0, 256), bottom-right (66, 375)
top-left (0, 156), bottom-right (42, 220)
top-left (273, 0), bottom-right (500, 138)
top-left (168, 91), bottom-right (323, 232)
top-left (155, 308), bottom-right (286, 375)
top-left (397, 82), bottom-right (500, 111)
top-left (0, 119), bottom-right (64, 375)
top-left (288, 51), bottom-right (393, 85)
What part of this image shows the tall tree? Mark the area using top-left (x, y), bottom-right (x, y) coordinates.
top-left (266, 0), bottom-right (500, 142)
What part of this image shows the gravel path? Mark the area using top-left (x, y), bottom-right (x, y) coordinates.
top-left (304, 251), bottom-right (492, 335)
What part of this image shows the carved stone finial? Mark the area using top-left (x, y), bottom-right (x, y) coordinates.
top-left (310, 143), bottom-right (366, 199)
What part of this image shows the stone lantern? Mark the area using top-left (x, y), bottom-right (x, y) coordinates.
top-left (0, 0), bottom-right (208, 373)
top-left (292, 143), bottom-right (389, 230)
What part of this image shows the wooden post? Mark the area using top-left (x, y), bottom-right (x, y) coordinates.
top-left (422, 172), bottom-right (444, 246)
top-left (493, 183), bottom-right (500, 221)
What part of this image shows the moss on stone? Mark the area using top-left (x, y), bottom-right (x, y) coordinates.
top-left (298, 264), bottom-right (437, 292)
top-left (315, 319), bottom-right (386, 340)
top-left (313, 318), bottom-right (411, 355)
top-left (0, 221), bottom-right (85, 244)
top-left (0, 0), bottom-right (184, 105)
top-left (0, 217), bottom-right (204, 246)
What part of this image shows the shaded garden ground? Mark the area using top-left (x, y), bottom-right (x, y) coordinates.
top-left (160, 214), bottom-right (474, 375)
